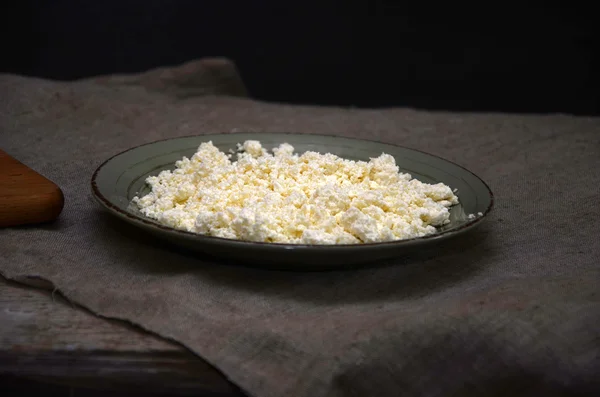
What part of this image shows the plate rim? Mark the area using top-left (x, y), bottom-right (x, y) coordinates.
top-left (91, 132), bottom-right (494, 250)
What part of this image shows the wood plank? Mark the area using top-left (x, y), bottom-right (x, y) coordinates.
top-left (0, 277), bottom-right (244, 396)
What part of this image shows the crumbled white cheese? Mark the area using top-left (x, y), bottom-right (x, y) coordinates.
top-left (131, 141), bottom-right (459, 244)
top-left (468, 211), bottom-right (484, 220)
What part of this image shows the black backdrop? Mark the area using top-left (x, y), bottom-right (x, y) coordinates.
top-left (2, 1), bottom-right (598, 115)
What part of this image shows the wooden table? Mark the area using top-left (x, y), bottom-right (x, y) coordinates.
top-left (0, 276), bottom-right (245, 396)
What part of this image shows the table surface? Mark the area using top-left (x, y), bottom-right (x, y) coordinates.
top-left (0, 276), bottom-right (245, 396)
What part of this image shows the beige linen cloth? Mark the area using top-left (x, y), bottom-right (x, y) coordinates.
top-left (1, 58), bottom-right (599, 397)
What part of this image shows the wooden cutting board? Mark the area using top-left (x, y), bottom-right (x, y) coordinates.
top-left (0, 149), bottom-right (64, 227)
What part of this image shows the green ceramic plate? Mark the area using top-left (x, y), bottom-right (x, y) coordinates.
top-left (91, 133), bottom-right (493, 269)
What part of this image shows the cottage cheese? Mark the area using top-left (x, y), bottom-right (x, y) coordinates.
top-left (131, 140), bottom-right (459, 244)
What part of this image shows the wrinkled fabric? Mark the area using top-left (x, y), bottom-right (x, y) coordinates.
top-left (1, 61), bottom-right (599, 397)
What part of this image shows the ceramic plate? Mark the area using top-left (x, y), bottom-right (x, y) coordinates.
top-left (91, 133), bottom-right (493, 269)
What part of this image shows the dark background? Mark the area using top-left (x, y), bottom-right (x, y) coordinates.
top-left (1, 1), bottom-right (598, 115)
